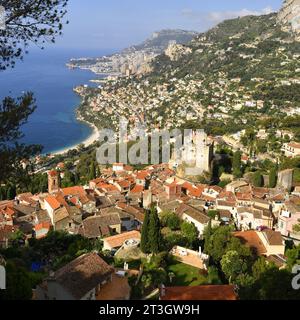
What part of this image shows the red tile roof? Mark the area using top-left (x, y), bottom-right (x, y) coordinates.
top-left (117, 180), bottom-right (131, 188)
top-left (262, 229), bottom-right (284, 246)
top-left (188, 187), bottom-right (203, 197)
top-left (180, 182), bottom-right (194, 190)
top-left (136, 170), bottom-right (150, 180)
top-left (218, 191), bottom-right (236, 200)
top-left (234, 231), bottom-right (267, 255)
top-left (217, 200), bottom-right (236, 207)
top-left (0, 205), bottom-right (16, 217)
top-left (180, 182), bottom-right (203, 198)
top-left (34, 222), bottom-right (51, 232)
top-left (45, 196), bottom-right (61, 210)
top-left (48, 170), bottom-right (58, 177)
top-left (97, 183), bottom-right (119, 192)
top-left (270, 194), bottom-right (285, 201)
top-left (236, 192), bottom-right (252, 201)
top-left (288, 142), bottom-right (300, 149)
top-left (124, 165), bottom-right (134, 171)
top-left (210, 185), bottom-right (223, 193)
top-left (130, 185), bottom-right (144, 193)
top-left (90, 178), bottom-right (105, 184)
top-left (103, 231), bottom-right (141, 249)
top-left (117, 203), bottom-right (145, 222)
top-left (53, 253), bottom-right (114, 300)
top-left (161, 285), bottom-right (238, 300)
top-left (62, 186), bottom-right (86, 197)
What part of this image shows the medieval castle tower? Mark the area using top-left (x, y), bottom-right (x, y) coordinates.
top-left (170, 130), bottom-right (214, 177)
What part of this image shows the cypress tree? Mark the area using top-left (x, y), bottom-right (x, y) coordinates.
top-left (96, 165), bottom-right (101, 178)
top-left (89, 162), bottom-right (96, 181)
top-left (232, 151), bottom-right (242, 178)
top-left (252, 171), bottom-right (264, 187)
top-left (204, 219), bottom-right (212, 253)
top-left (0, 186), bottom-right (4, 200)
top-left (74, 172), bottom-right (80, 185)
top-left (141, 210), bottom-right (151, 253)
top-left (6, 185), bottom-right (16, 200)
top-left (269, 167), bottom-right (277, 188)
top-left (148, 206), bottom-right (162, 254)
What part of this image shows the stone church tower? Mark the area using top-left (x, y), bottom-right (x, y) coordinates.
top-left (48, 170), bottom-right (60, 194)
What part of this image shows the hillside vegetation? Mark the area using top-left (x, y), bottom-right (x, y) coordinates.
top-left (77, 13), bottom-right (300, 141)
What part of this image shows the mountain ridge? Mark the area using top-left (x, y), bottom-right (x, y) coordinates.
top-left (75, 11), bottom-right (300, 144)
top-left (68, 29), bottom-right (198, 76)
top-left (123, 29), bottom-right (198, 53)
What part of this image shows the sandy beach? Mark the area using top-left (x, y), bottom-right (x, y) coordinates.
top-left (51, 123), bottom-right (100, 156)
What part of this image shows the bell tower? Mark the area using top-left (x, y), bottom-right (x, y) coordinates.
top-left (48, 170), bottom-right (60, 194)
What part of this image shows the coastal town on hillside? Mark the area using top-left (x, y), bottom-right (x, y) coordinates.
top-left (0, 0), bottom-right (300, 302)
top-left (0, 158), bottom-right (299, 299)
top-left (1, 133), bottom-right (300, 299)
top-left (71, 4), bottom-right (299, 147)
top-left (67, 30), bottom-right (197, 78)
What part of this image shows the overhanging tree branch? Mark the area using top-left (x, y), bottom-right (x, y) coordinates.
top-left (0, 0), bottom-right (69, 69)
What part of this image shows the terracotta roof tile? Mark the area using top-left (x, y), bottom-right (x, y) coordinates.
top-left (103, 231), bottom-right (141, 249)
top-left (45, 196), bottom-right (61, 211)
top-left (236, 192), bottom-right (252, 201)
top-left (176, 203), bottom-right (209, 225)
top-left (48, 170), bottom-right (58, 177)
top-left (130, 185), bottom-right (144, 193)
top-left (80, 214), bottom-right (121, 238)
top-left (288, 142), bottom-right (300, 149)
top-left (262, 229), bottom-right (284, 246)
top-left (52, 253), bottom-right (114, 299)
top-left (136, 170), bottom-right (150, 180)
top-left (62, 186), bottom-right (86, 197)
top-left (161, 285), bottom-right (238, 300)
top-left (234, 231), bottom-right (267, 255)
top-left (117, 180), bottom-right (131, 188)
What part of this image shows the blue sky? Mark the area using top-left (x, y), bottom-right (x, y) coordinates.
top-left (55, 0), bottom-right (283, 51)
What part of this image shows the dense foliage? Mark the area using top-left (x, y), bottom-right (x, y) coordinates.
top-left (0, 0), bottom-right (69, 69)
top-left (0, 94), bottom-right (42, 183)
top-left (0, 230), bottom-right (100, 300)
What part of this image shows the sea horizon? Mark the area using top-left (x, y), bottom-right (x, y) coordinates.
top-left (0, 47), bottom-right (118, 154)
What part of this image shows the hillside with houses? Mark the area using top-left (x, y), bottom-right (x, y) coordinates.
top-left (76, 12), bottom-right (299, 135)
top-left (1, 158), bottom-right (300, 300)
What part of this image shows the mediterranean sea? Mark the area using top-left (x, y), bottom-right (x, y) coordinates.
top-left (0, 47), bottom-right (115, 154)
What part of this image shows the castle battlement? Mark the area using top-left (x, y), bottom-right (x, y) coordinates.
top-left (170, 131), bottom-right (214, 177)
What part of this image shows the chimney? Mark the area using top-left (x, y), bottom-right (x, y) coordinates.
top-left (160, 284), bottom-right (166, 297)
